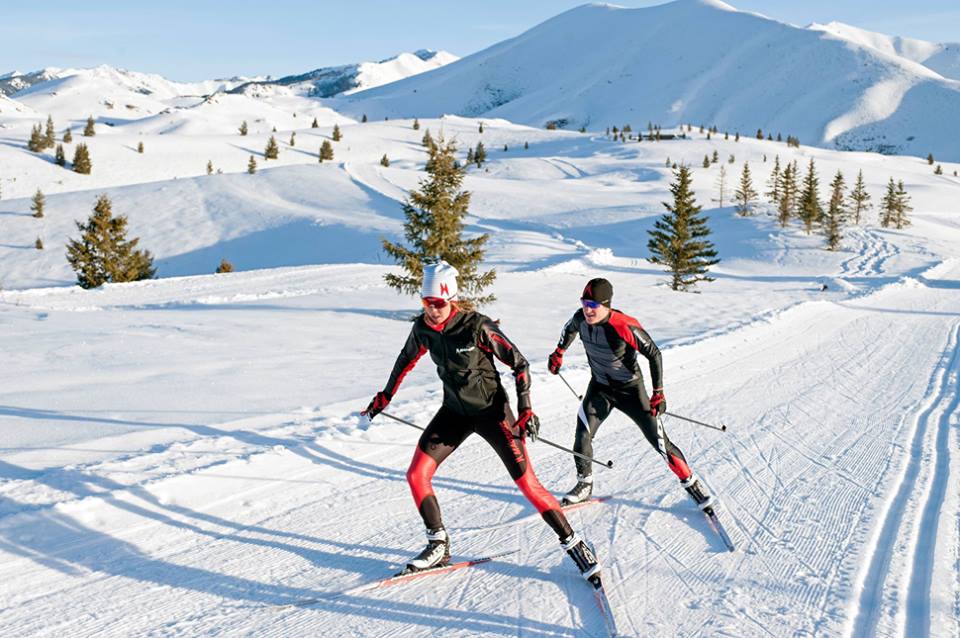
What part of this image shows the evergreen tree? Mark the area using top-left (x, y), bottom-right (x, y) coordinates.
top-left (766, 155), bottom-right (782, 205)
top-left (320, 139), bottom-right (334, 161)
top-left (778, 161), bottom-right (799, 227)
top-left (724, 132), bottom-right (729, 140)
top-left (31, 188), bottom-right (45, 218)
top-left (474, 141), bottom-right (486, 167)
top-left (927, 153), bottom-right (935, 165)
top-left (382, 137), bottom-right (496, 308)
top-left (44, 115), bottom-right (56, 148)
top-left (503, 144), bottom-right (508, 152)
top-left (849, 170), bottom-right (871, 225)
top-left (83, 116), bottom-right (96, 137)
top-left (66, 194), bottom-right (155, 288)
top-left (824, 171), bottom-right (847, 250)
top-left (332, 124), bottom-right (342, 141)
top-left (264, 135), bottom-right (279, 159)
top-left (311, 117), bottom-right (319, 128)
top-left (735, 163), bottom-right (758, 216)
top-left (894, 180), bottom-right (912, 229)
top-left (735, 132), bottom-right (740, 142)
top-left (247, 155), bottom-right (257, 174)
top-left (63, 128), bottom-right (73, 143)
top-left (711, 149), bottom-right (719, 163)
top-left (714, 165), bottom-right (728, 207)
top-left (216, 258), bottom-right (234, 274)
top-left (798, 158), bottom-right (823, 234)
top-left (361, 114), bottom-right (368, 123)
top-left (647, 165), bottom-right (720, 291)
top-left (466, 147), bottom-right (474, 164)
top-left (27, 124), bottom-right (45, 152)
top-left (55, 143), bottom-right (66, 166)
top-left (756, 128), bottom-right (764, 140)
top-left (413, 118), bottom-right (420, 130)
top-left (422, 129), bottom-right (434, 149)
top-left (934, 164), bottom-right (943, 175)
top-left (776, 133), bottom-right (782, 142)
top-left (880, 178), bottom-right (897, 228)
top-left (728, 154), bottom-right (735, 164)
top-left (524, 141), bottom-right (529, 150)
top-left (706, 132), bottom-right (711, 140)
top-left (702, 155), bottom-right (711, 169)
top-left (207, 160), bottom-right (214, 175)
top-left (478, 122), bottom-right (484, 134)
top-left (72, 143), bottom-right (92, 174)
top-left (380, 154), bottom-right (390, 167)
top-left (137, 141), bottom-right (144, 154)
top-left (289, 131), bottom-right (296, 146)
top-left (239, 120), bottom-right (248, 136)
top-left (35, 237), bottom-right (44, 250)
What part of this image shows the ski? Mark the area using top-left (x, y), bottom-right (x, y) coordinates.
top-left (703, 507), bottom-right (736, 552)
top-left (562, 495), bottom-right (612, 512)
top-left (591, 579), bottom-right (620, 638)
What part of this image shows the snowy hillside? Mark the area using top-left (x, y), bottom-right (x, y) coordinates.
top-left (340, 0), bottom-right (960, 161)
top-left (811, 21), bottom-right (960, 82)
top-left (229, 50), bottom-right (459, 98)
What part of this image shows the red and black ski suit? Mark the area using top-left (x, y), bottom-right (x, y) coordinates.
top-left (556, 308), bottom-right (693, 481)
top-left (382, 306), bottom-right (573, 539)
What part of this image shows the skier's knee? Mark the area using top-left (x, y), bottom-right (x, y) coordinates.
top-left (407, 448), bottom-right (438, 506)
top-left (515, 467), bottom-right (560, 514)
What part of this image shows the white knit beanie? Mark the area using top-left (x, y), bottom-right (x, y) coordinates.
top-left (421, 260), bottom-right (459, 300)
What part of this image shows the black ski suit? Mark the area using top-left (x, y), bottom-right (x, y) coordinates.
top-left (555, 308), bottom-right (693, 481)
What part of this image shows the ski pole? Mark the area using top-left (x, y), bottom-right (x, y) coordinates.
top-left (557, 372), bottom-right (583, 401)
top-left (380, 411), bottom-right (613, 469)
top-left (664, 411), bottom-right (727, 432)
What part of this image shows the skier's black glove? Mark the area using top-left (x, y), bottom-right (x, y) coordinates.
top-left (548, 348), bottom-right (564, 375)
top-left (649, 389), bottom-right (666, 417)
top-left (362, 391), bottom-right (391, 419)
top-left (516, 409), bottom-right (540, 441)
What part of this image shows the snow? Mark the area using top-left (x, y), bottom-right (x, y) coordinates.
top-left (1, 3), bottom-right (960, 635)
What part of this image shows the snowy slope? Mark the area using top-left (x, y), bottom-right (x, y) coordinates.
top-left (811, 21), bottom-right (960, 82)
top-left (340, 0), bottom-right (960, 161)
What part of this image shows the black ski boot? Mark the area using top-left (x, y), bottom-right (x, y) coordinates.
top-left (399, 528), bottom-right (450, 575)
top-left (561, 532), bottom-right (602, 587)
top-left (681, 475), bottom-right (715, 513)
top-left (561, 474), bottom-right (594, 505)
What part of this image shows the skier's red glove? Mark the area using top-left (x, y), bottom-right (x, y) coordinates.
top-left (362, 391), bottom-right (391, 419)
top-left (548, 348), bottom-right (564, 375)
top-left (649, 389), bottom-right (666, 417)
top-left (516, 409), bottom-right (540, 441)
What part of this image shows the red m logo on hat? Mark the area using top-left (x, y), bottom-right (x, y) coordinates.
top-left (440, 283), bottom-right (449, 296)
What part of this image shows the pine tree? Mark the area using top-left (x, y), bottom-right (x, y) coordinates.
top-left (380, 154), bottom-right (390, 167)
top-left (289, 131), bottom-right (296, 146)
top-left (72, 143), bottom-right (92, 174)
top-left (413, 118), bottom-right (420, 130)
top-left (778, 161), bottom-right (799, 227)
top-left (311, 117), bottom-right (319, 128)
top-left (714, 165), bottom-right (728, 207)
top-left (247, 155), bottom-right (257, 174)
top-left (880, 178), bottom-right (897, 228)
top-left (66, 194), bottom-right (155, 288)
top-left (63, 128), bottom-right (73, 143)
top-left (239, 120), bottom-right (248, 136)
top-left (83, 116), bottom-right (96, 137)
top-left (264, 135), bottom-right (279, 159)
top-left (702, 155), bottom-right (711, 169)
top-left (524, 141), bottom-right (529, 150)
top-left (216, 258), bottom-right (234, 274)
top-left (647, 165), bottom-right (720, 291)
top-left (503, 144), bottom-right (508, 152)
top-left (320, 140), bottom-right (334, 161)
top-left (849, 170), bottom-right (871, 225)
top-left (361, 114), bottom-right (368, 123)
top-left (728, 154), bottom-right (735, 164)
top-left (466, 147), bottom-right (474, 164)
top-left (766, 155), bottom-right (782, 205)
top-left (934, 164), bottom-right (943, 175)
top-left (207, 160), bottom-right (214, 175)
top-left (824, 171), bottom-right (847, 250)
top-left (44, 115), bottom-right (56, 148)
top-left (31, 188), bottom-right (45, 218)
top-left (478, 122), bottom-right (484, 134)
top-left (735, 163), bottom-right (758, 216)
top-left (757, 128), bottom-right (764, 140)
top-left (735, 132), bottom-right (740, 142)
top-left (711, 150), bottom-right (719, 164)
top-left (332, 124), bottom-right (342, 141)
top-left (422, 129), bottom-right (434, 149)
top-left (894, 180), bottom-right (912, 229)
top-left (27, 124), bottom-right (45, 152)
top-left (474, 141), bottom-right (486, 166)
top-left (382, 137), bottom-right (496, 308)
top-left (35, 236), bottom-right (44, 250)
top-left (55, 143), bottom-right (66, 166)
top-left (706, 132), bottom-right (711, 141)
top-left (798, 158), bottom-right (823, 234)
top-left (927, 153), bottom-right (935, 165)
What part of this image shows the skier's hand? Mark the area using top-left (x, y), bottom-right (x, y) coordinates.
top-left (362, 391), bottom-right (391, 419)
top-left (547, 348), bottom-right (564, 375)
top-left (516, 409), bottom-right (540, 441)
top-left (649, 389), bottom-right (666, 417)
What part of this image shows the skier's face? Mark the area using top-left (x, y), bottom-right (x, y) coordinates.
top-left (581, 299), bottom-right (610, 324)
top-left (422, 297), bottom-right (453, 325)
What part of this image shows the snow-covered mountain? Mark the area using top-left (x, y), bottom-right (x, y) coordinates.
top-left (229, 49), bottom-right (458, 98)
top-left (810, 21), bottom-right (960, 82)
top-left (340, 0), bottom-right (960, 161)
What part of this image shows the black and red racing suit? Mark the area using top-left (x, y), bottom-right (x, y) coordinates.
top-left (383, 305), bottom-right (573, 539)
top-left (556, 308), bottom-right (693, 481)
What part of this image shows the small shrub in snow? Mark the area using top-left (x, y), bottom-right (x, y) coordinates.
top-left (216, 259), bottom-right (234, 274)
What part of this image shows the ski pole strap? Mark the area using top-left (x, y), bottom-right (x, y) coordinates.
top-left (380, 411), bottom-right (426, 431)
top-left (536, 435), bottom-right (613, 469)
top-left (557, 372), bottom-right (584, 401)
top-left (664, 411), bottom-right (727, 432)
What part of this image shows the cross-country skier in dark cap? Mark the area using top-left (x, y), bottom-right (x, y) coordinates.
top-left (547, 277), bottom-right (713, 510)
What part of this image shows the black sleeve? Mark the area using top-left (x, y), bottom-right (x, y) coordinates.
top-left (630, 325), bottom-right (663, 390)
top-left (477, 318), bottom-right (532, 412)
top-left (383, 325), bottom-right (427, 398)
top-left (556, 310), bottom-right (584, 352)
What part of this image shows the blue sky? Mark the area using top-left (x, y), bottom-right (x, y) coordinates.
top-left (2, 1), bottom-right (958, 81)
